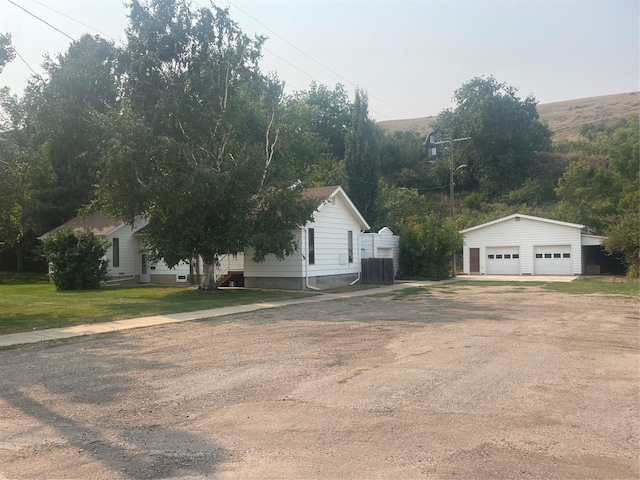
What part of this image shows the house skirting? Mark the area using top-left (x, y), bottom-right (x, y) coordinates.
top-left (245, 273), bottom-right (359, 291)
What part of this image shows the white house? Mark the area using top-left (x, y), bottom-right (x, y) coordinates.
top-left (41, 213), bottom-right (192, 285)
top-left (361, 227), bottom-right (400, 278)
top-left (460, 213), bottom-right (606, 276)
top-left (244, 186), bottom-right (370, 290)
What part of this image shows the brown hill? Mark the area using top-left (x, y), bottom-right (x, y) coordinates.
top-left (378, 92), bottom-right (639, 142)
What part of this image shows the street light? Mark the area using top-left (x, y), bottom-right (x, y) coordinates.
top-left (424, 131), bottom-right (471, 276)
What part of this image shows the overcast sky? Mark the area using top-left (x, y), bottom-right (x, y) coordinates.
top-left (1, 0), bottom-right (638, 120)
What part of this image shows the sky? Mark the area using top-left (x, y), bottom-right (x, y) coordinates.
top-left (1, 0), bottom-right (638, 121)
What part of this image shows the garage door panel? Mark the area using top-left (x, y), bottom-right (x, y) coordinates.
top-left (486, 247), bottom-right (520, 275)
top-left (534, 245), bottom-right (571, 275)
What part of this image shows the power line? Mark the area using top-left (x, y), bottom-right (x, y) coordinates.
top-left (29, 0), bottom-right (116, 41)
top-left (6, 0), bottom-right (75, 42)
top-left (11, 0), bottom-right (398, 120)
top-left (223, 0), bottom-right (413, 119)
top-left (12, 46), bottom-right (40, 77)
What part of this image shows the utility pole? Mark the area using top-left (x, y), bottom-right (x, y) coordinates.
top-left (424, 131), bottom-right (470, 276)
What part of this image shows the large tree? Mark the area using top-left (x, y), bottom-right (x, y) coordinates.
top-left (293, 82), bottom-right (351, 161)
top-left (345, 88), bottom-right (380, 223)
top-left (0, 34), bottom-right (49, 272)
top-left (555, 114), bottom-right (640, 276)
top-left (0, 33), bottom-right (14, 73)
top-left (432, 76), bottom-right (552, 195)
top-left (95, 0), bottom-right (316, 286)
top-left (22, 34), bottom-right (120, 232)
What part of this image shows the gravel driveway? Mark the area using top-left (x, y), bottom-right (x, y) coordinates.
top-left (0, 284), bottom-right (638, 479)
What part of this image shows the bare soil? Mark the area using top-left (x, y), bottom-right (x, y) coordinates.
top-left (0, 285), bottom-right (638, 479)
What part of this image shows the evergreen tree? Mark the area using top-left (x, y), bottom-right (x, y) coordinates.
top-left (345, 88), bottom-right (380, 224)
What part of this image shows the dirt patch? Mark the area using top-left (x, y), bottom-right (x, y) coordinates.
top-left (0, 286), bottom-right (638, 479)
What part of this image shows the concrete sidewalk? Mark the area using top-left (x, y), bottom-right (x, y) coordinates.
top-left (0, 276), bottom-right (577, 348)
top-left (0, 281), bottom-right (432, 348)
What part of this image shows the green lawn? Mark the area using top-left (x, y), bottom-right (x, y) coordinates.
top-left (389, 276), bottom-right (639, 301)
top-left (0, 272), bottom-right (312, 335)
top-left (439, 276), bottom-right (640, 300)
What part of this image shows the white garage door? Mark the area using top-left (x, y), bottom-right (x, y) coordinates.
top-left (486, 247), bottom-right (520, 275)
top-left (534, 245), bottom-right (572, 275)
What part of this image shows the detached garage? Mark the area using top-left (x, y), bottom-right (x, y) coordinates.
top-left (460, 214), bottom-right (606, 276)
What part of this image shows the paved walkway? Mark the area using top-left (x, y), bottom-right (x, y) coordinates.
top-left (0, 276), bottom-right (578, 348)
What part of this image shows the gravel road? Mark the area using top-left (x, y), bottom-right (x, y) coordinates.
top-left (0, 284), bottom-right (638, 479)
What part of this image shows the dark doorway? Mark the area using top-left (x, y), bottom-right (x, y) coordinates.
top-left (470, 248), bottom-right (480, 274)
top-left (582, 245), bottom-right (625, 275)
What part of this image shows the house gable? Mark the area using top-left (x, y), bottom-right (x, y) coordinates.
top-left (244, 186), bottom-right (369, 289)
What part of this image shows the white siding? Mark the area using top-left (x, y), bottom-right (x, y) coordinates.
top-left (105, 226), bottom-right (137, 278)
top-left (244, 229), bottom-right (305, 278)
top-left (245, 192), bottom-right (364, 280)
top-left (307, 194), bottom-right (362, 278)
top-left (105, 222), bottom-right (190, 281)
top-left (463, 216), bottom-right (583, 275)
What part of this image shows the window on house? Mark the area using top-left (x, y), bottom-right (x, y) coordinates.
top-left (545, 253), bottom-right (552, 258)
top-left (554, 253), bottom-right (561, 258)
top-left (563, 253), bottom-right (571, 258)
top-left (308, 228), bottom-right (315, 265)
top-left (536, 253), bottom-right (543, 258)
top-left (488, 254), bottom-right (494, 259)
top-left (496, 254), bottom-right (503, 259)
top-left (513, 254), bottom-right (520, 259)
top-left (504, 254), bottom-right (511, 259)
top-left (112, 238), bottom-right (120, 267)
top-left (348, 231), bottom-right (353, 263)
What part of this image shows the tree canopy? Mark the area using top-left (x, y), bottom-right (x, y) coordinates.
top-left (345, 88), bottom-right (380, 224)
top-left (0, 9), bottom-right (636, 279)
top-left (95, 0), bottom-right (317, 275)
top-left (431, 76), bottom-right (552, 195)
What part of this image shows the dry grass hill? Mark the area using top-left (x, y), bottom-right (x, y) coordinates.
top-left (378, 91), bottom-right (639, 143)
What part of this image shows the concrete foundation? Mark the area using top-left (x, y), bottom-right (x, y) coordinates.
top-left (245, 273), bottom-right (359, 291)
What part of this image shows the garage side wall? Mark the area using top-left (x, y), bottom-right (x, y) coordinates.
top-left (463, 217), bottom-right (583, 275)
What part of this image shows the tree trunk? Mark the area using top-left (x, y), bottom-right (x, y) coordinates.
top-left (200, 261), bottom-right (218, 291)
top-left (195, 255), bottom-right (202, 286)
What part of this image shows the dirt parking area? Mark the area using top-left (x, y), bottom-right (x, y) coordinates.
top-left (0, 284), bottom-right (638, 479)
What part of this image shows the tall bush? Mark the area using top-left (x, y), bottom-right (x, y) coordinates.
top-left (399, 216), bottom-right (463, 280)
top-left (43, 227), bottom-right (110, 290)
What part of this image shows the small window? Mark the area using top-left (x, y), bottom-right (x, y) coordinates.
top-left (112, 238), bottom-right (120, 267)
top-left (488, 254), bottom-right (494, 259)
top-left (545, 253), bottom-right (552, 258)
top-left (504, 254), bottom-right (511, 259)
top-left (535, 253), bottom-right (543, 259)
top-left (513, 254), bottom-right (519, 259)
top-left (554, 253), bottom-right (561, 258)
top-left (563, 253), bottom-right (571, 258)
top-left (348, 231), bottom-right (353, 263)
top-left (308, 228), bottom-right (315, 265)
top-left (496, 254), bottom-right (503, 259)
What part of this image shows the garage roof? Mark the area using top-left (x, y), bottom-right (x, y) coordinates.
top-left (459, 213), bottom-right (589, 234)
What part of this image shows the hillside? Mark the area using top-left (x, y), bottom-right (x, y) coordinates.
top-left (378, 91), bottom-right (639, 142)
